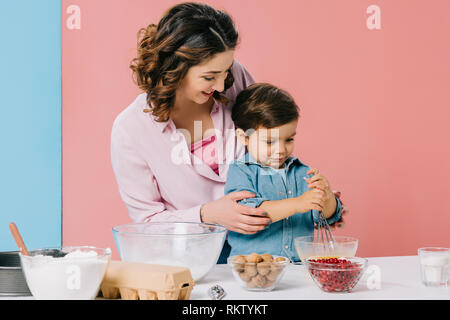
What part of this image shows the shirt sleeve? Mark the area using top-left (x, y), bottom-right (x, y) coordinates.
top-left (312, 196), bottom-right (343, 226)
top-left (110, 124), bottom-right (202, 223)
top-left (224, 162), bottom-right (270, 208)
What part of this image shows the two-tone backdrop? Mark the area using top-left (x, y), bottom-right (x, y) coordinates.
top-left (1, 0), bottom-right (449, 259)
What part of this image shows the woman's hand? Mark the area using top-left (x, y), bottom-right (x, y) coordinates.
top-left (200, 191), bottom-right (272, 235)
top-left (294, 188), bottom-right (327, 213)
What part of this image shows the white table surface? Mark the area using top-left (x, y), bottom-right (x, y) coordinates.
top-left (1, 255), bottom-right (448, 300)
top-left (190, 255), bottom-right (449, 300)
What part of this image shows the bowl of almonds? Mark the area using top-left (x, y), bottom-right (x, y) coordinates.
top-left (227, 253), bottom-right (289, 291)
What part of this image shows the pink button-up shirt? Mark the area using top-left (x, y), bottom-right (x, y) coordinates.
top-left (111, 60), bottom-right (255, 223)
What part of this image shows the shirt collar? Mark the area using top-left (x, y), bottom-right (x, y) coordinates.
top-left (143, 99), bottom-right (173, 134)
top-left (236, 152), bottom-right (303, 170)
top-left (211, 102), bottom-right (219, 114)
top-left (153, 118), bottom-right (172, 133)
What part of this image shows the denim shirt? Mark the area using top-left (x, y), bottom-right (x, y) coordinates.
top-left (224, 153), bottom-right (342, 263)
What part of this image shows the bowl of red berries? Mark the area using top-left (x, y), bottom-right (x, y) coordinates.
top-left (305, 257), bottom-right (368, 293)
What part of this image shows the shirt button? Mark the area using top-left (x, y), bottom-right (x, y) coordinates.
top-left (285, 245), bottom-right (289, 249)
top-left (288, 191), bottom-right (292, 194)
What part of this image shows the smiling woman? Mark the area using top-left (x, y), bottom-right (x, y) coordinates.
top-left (172, 50), bottom-right (236, 142)
top-left (130, 3), bottom-right (237, 123)
top-left (111, 2), bottom-right (271, 263)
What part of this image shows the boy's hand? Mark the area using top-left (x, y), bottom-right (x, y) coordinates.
top-left (295, 188), bottom-right (327, 213)
top-left (305, 168), bottom-right (334, 200)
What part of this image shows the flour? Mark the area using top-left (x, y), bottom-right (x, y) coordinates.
top-left (21, 249), bottom-right (110, 300)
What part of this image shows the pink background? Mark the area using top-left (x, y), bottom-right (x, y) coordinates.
top-left (62, 0), bottom-right (450, 259)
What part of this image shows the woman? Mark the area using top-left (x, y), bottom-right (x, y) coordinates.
top-left (111, 3), bottom-right (271, 262)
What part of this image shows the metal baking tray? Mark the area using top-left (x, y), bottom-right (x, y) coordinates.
top-left (0, 251), bottom-right (31, 296)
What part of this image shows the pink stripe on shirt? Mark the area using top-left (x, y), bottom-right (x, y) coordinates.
top-left (190, 135), bottom-right (219, 175)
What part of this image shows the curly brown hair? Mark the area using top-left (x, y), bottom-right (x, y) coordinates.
top-left (130, 2), bottom-right (239, 122)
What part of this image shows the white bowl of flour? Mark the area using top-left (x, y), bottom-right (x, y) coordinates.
top-left (20, 246), bottom-right (111, 300)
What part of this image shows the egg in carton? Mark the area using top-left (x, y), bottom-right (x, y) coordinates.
top-left (98, 260), bottom-right (195, 300)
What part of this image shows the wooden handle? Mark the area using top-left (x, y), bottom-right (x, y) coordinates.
top-left (9, 222), bottom-right (30, 256)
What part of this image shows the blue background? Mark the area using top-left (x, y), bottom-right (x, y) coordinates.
top-left (0, 0), bottom-right (61, 251)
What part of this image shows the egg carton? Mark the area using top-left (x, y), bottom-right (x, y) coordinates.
top-left (98, 260), bottom-right (195, 300)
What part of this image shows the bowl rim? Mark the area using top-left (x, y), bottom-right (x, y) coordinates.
top-left (305, 256), bottom-right (368, 270)
top-left (227, 254), bottom-right (291, 266)
top-left (294, 235), bottom-right (358, 244)
top-left (112, 221), bottom-right (228, 236)
top-left (417, 247), bottom-right (450, 253)
top-left (19, 246), bottom-right (112, 260)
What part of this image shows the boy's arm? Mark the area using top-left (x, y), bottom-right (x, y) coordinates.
top-left (225, 163), bottom-right (298, 222)
top-left (312, 196), bottom-right (343, 225)
top-left (322, 196), bottom-right (337, 219)
top-left (259, 198), bottom-right (301, 223)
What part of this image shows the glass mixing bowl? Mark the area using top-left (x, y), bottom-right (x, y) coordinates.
top-left (305, 257), bottom-right (368, 293)
top-left (112, 222), bottom-right (227, 281)
top-left (228, 254), bottom-right (289, 291)
top-left (294, 236), bottom-right (358, 264)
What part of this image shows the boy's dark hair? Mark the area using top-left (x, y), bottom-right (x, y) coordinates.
top-left (232, 83), bottom-right (300, 132)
